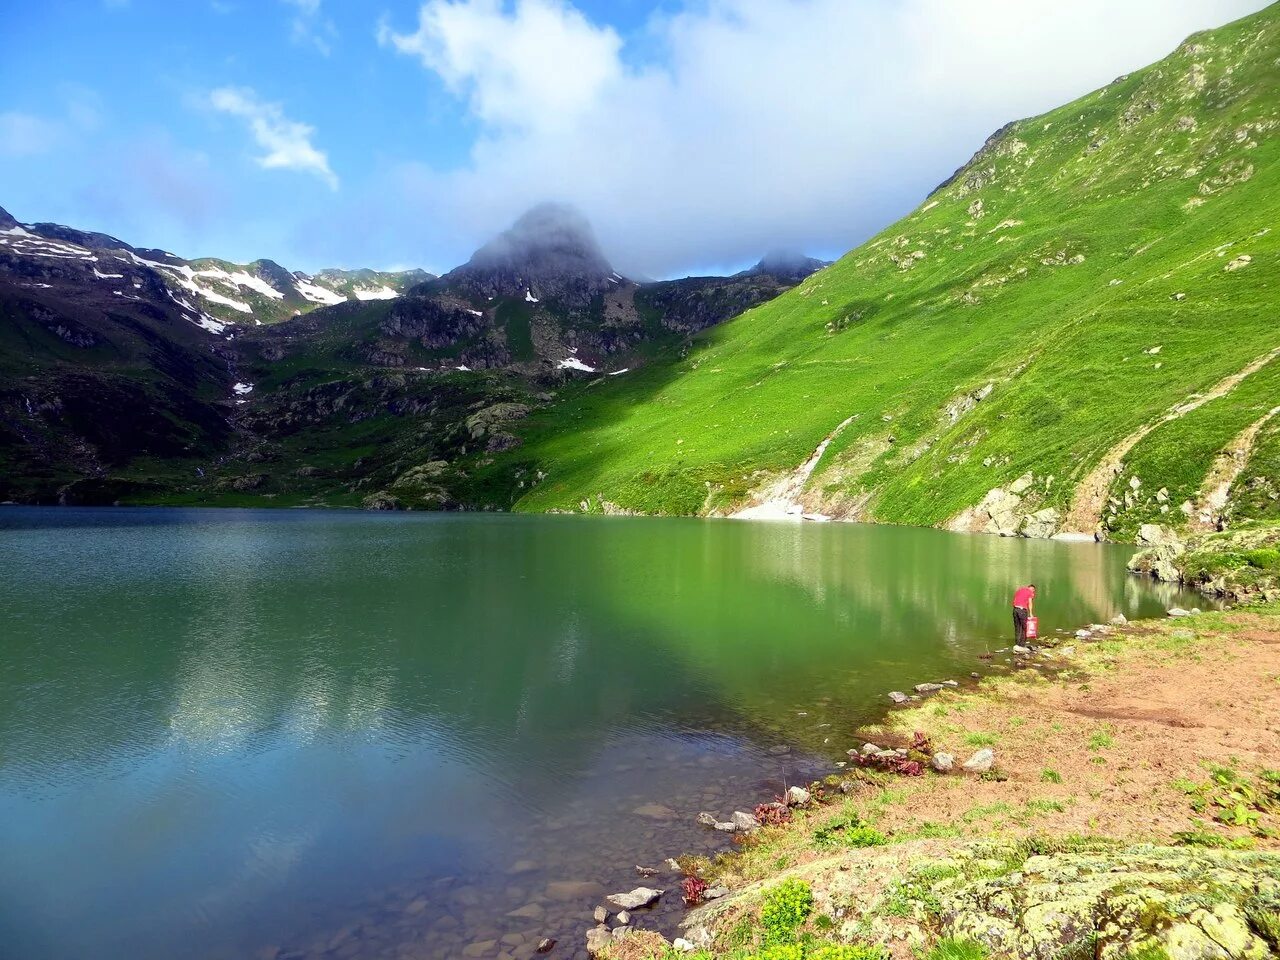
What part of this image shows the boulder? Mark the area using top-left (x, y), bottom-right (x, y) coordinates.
top-left (888, 691), bottom-right (911, 704)
top-left (1013, 645), bottom-right (1031, 655)
top-left (606, 887), bottom-right (663, 910)
top-left (861, 742), bottom-right (882, 755)
top-left (672, 938), bottom-right (697, 953)
top-left (731, 811), bottom-right (759, 832)
top-left (931, 752), bottom-right (955, 772)
top-left (962, 748), bottom-right (995, 773)
top-left (593, 906), bottom-right (608, 924)
top-left (695, 811), bottom-right (718, 827)
top-left (1020, 507), bottom-right (1060, 540)
top-left (585, 926), bottom-right (613, 957)
top-left (1009, 472), bottom-right (1035, 495)
top-left (786, 785), bottom-right (812, 806)
top-left (616, 910), bottom-right (631, 926)
top-left (1128, 525), bottom-right (1187, 583)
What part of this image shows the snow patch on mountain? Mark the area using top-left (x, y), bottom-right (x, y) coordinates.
top-left (295, 276), bottom-right (346, 306)
top-left (353, 285), bottom-right (398, 301)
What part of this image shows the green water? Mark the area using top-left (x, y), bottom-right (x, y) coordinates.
top-left (0, 508), bottom-right (1202, 960)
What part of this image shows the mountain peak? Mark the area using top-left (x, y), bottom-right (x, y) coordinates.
top-left (742, 249), bottom-right (829, 283)
top-left (458, 203), bottom-right (614, 284)
top-left (0, 205), bottom-right (18, 230)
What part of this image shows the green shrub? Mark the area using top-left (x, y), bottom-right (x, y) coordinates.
top-left (812, 811), bottom-right (888, 849)
top-left (924, 940), bottom-right (990, 960)
top-left (760, 879), bottom-right (815, 942)
top-left (808, 946), bottom-right (888, 960)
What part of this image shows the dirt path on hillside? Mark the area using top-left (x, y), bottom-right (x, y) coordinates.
top-left (1189, 405), bottom-right (1280, 531)
top-left (1062, 346), bottom-right (1280, 535)
top-left (730, 414), bottom-right (859, 521)
top-left (857, 611), bottom-right (1280, 846)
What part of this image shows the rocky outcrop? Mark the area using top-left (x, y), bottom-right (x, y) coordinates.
top-left (681, 841), bottom-right (1280, 960)
top-left (942, 846), bottom-right (1279, 959)
top-left (1127, 523), bottom-right (1186, 582)
top-left (950, 473), bottom-right (1060, 539)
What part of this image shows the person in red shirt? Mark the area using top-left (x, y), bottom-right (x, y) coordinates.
top-left (1013, 584), bottom-right (1036, 643)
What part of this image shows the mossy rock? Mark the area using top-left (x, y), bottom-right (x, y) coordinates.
top-left (940, 846), bottom-right (1280, 959)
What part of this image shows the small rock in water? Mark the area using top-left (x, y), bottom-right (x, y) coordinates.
top-left (585, 927), bottom-right (613, 957)
top-left (616, 910), bottom-right (631, 926)
top-left (931, 752), bottom-right (955, 772)
top-left (634, 865), bottom-right (658, 877)
top-left (506, 859), bottom-right (539, 876)
top-left (633, 803), bottom-right (676, 820)
top-left (942, 679), bottom-right (959, 687)
top-left (731, 811), bottom-right (759, 832)
top-left (970, 672), bottom-right (981, 679)
top-left (536, 939), bottom-right (556, 954)
top-left (663, 858), bottom-right (682, 873)
top-left (593, 906), bottom-right (609, 924)
top-left (962, 748), bottom-right (995, 773)
top-left (1013, 645), bottom-right (1032, 655)
top-left (888, 691), bottom-right (911, 704)
top-left (768, 745), bottom-right (791, 755)
top-left (696, 811), bottom-right (718, 827)
top-left (914, 682), bottom-right (944, 693)
top-left (713, 820), bottom-right (737, 832)
top-left (786, 785), bottom-right (811, 806)
top-left (607, 887), bottom-right (664, 910)
top-left (1168, 607), bottom-right (1191, 618)
top-left (861, 742), bottom-right (881, 755)
top-left (1075, 630), bottom-right (1093, 639)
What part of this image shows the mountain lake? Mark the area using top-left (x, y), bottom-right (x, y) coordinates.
top-left (0, 508), bottom-right (1208, 960)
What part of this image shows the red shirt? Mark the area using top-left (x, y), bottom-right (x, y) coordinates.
top-left (1013, 587), bottom-right (1035, 609)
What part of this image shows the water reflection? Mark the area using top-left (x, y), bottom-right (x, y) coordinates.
top-left (0, 509), bottom-right (1207, 960)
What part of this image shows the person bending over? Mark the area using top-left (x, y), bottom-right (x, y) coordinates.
top-left (1012, 584), bottom-right (1036, 643)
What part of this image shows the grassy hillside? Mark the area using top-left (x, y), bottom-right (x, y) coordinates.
top-left (483, 4), bottom-right (1280, 539)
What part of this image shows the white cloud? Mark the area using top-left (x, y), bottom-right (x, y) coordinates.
top-left (282, 0), bottom-right (337, 55)
top-left (209, 86), bottom-right (339, 189)
top-left (0, 112), bottom-right (64, 157)
top-left (376, 0), bottom-right (1268, 277)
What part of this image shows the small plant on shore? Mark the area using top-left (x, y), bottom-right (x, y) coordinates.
top-left (1245, 898), bottom-right (1280, 950)
top-left (808, 946), bottom-right (888, 960)
top-left (1040, 768), bottom-right (1064, 784)
top-left (812, 809), bottom-right (887, 849)
top-left (924, 940), bottom-right (990, 960)
top-left (755, 802), bottom-right (793, 828)
top-left (964, 732), bottom-right (998, 747)
top-left (1180, 767), bottom-right (1280, 831)
top-left (1088, 728), bottom-right (1115, 751)
top-left (681, 875), bottom-right (709, 906)
top-left (760, 878), bottom-right (814, 942)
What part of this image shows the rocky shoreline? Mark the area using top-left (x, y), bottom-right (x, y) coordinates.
top-left (579, 597), bottom-right (1280, 960)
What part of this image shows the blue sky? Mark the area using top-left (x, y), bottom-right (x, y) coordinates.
top-left (0, 0), bottom-right (1266, 278)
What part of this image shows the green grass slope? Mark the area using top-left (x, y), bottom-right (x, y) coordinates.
top-left (485, 4), bottom-right (1280, 538)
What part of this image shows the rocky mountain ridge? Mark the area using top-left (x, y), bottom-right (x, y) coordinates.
top-left (0, 200), bottom-right (825, 505)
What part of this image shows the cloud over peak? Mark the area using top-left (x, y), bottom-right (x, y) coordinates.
top-left (373, 0), bottom-right (1263, 278)
top-left (209, 86), bottom-right (338, 190)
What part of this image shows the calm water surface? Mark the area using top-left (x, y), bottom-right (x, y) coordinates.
top-left (0, 509), bottom-right (1203, 960)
